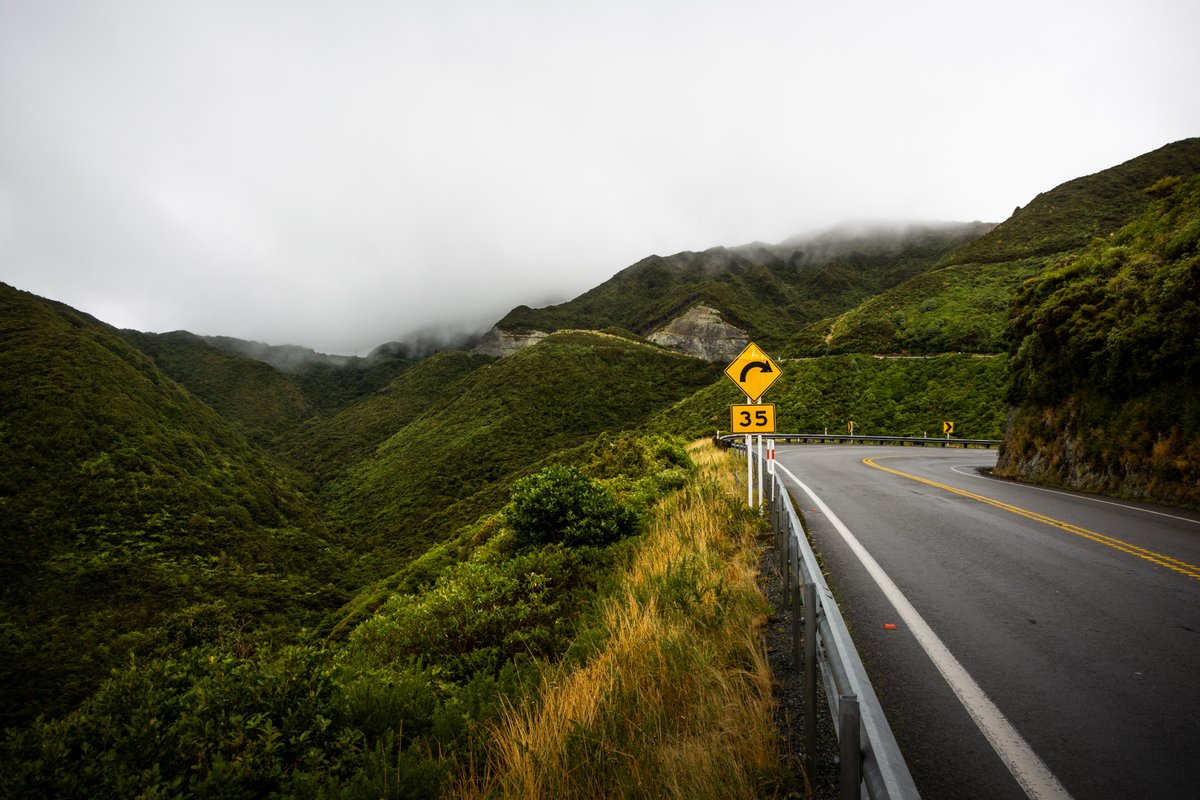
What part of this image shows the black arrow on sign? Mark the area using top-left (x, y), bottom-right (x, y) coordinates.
top-left (739, 360), bottom-right (773, 382)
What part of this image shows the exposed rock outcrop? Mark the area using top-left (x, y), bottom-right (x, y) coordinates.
top-left (472, 326), bottom-right (549, 358)
top-left (647, 304), bottom-right (749, 362)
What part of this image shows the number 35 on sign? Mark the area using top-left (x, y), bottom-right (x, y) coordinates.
top-left (730, 404), bottom-right (776, 434)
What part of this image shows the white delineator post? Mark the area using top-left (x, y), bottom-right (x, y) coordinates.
top-left (745, 394), bottom-right (753, 508)
top-left (756, 399), bottom-right (764, 510)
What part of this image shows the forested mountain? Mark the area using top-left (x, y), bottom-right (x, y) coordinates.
top-left (0, 284), bottom-right (346, 728)
top-left (784, 138), bottom-right (1200, 356)
top-left (493, 221), bottom-right (993, 351)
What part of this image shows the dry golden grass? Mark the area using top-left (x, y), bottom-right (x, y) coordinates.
top-left (453, 441), bottom-right (779, 799)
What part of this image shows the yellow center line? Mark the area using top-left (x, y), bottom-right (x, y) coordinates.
top-left (862, 456), bottom-right (1200, 583)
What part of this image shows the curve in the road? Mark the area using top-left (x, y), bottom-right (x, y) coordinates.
top-left (863, 455), bottom-right (1200, 582)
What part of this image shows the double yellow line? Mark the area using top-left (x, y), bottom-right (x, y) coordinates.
top-left (862, 456), bottom-right (1200, 583)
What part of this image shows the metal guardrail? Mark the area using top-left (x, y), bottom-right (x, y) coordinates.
top-left (732, 439), bottom-right (921, 799)
top-left (720, 432), bottom-right (1001, 448)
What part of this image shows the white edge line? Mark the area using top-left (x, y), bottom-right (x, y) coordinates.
top-left (948, 464), bottom-right (1200, 526)
top-left (774, 460), bottom-right (1075, 800)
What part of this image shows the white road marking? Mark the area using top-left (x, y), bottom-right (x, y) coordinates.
top-left (774, 460), bottom-right (1075, 800)
top-left (948, 465), bottom-right (1200, 526)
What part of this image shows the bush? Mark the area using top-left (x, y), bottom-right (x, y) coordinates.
top-left (505, 466), bottom-right (638, 550)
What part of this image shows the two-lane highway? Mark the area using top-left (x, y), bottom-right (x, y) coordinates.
top-left (772, 445), bottom-right (1200, 800)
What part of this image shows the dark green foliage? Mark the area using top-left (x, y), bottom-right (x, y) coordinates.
top-left (281, 350), bottom-right (492, 487)
top-left (999, 173), bottom-right (1200, 505)
top-left (945, 139), bottom-right (1200, 266)
top-left (1, 643), bottom-right (449, 800)
top-left (348, 546), bottom-right (592, 682)
top-left (1, 427), bottom-right (681, 799)
top-left (0, 284), bottom-right (347, 728)
top-left (323, 331), bottom-right (717, 572)
top-left (200, 335), bottom-right (419, 414)
top-left (496, 223), bottom-right (992, 350)
top-left (791, 138), bottom-right (1200, 356)
top-left (120, 329), bottom-right (316, 447)
top-left (505, 466), bottom-right (638, 549)
top-left (651, 353), bottom-right (1010, 441)
top-left (288, 358), bottom-right (417, 415)
top-left (785, 258), bottom-right (1048, 356)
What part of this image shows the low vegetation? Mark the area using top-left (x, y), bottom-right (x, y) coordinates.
top-left (998, 173), bottom-right (1200, 505)
top-left (652, 353), bottom-right (1009, 441)
top-left (1, 439), bottom-right (781, 799)
top-left (453, 443), bottom-right (780, 799)
top-left (320, 331), bottom-right (718, 574)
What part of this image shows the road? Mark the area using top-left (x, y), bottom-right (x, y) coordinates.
top-left (770, 444), bottom-right (1200, 800)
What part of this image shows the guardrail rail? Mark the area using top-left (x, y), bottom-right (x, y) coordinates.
top-left (729, 432), bottom-right (1001, 448)
top-left (732, 439), bottom-right (923, 799)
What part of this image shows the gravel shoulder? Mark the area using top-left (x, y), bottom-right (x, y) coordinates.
top-left (760, 528), bottom-right (841, 799)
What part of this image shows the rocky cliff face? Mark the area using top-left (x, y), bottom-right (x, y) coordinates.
top-left (474, 305), bottom-right (748, 362)
top-left (994, 398), bottom-right (1200, 508)
top-left (646, 304), bottom-right (749, 362)
top-left (472, 326), bottom-right (549, 357)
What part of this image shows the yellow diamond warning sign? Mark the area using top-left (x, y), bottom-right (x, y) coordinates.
top-left (723, 342), bottom-right (781, 401)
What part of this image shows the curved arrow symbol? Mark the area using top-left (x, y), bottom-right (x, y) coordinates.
top-left (739, 360), bottom-right (774, 382)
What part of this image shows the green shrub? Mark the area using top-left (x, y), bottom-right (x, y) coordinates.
top-left (346, 545), bottom-right (593, 682)
top-left (505, 466), bottom-right (638, 550)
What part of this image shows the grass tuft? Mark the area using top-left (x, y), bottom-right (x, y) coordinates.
top-left (453, 442), bottom-right (780, 799)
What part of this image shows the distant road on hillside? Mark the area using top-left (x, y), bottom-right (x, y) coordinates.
top-left (773, 445), bottom-right (1200, 800)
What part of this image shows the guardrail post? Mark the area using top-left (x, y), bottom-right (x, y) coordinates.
top-left (791, 558), bottom-right (802, 668)
top-left (782, 513), bottom-right (792, 606)
top-left (803, 581), bottom-right (817, 783)
top-left (840, 694), bottom-right (861, 800)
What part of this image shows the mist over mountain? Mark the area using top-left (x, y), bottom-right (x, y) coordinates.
top-left (487, 220), bottom-right (994, 357)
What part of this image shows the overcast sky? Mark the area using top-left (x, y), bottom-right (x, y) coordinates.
top-left (2, 0), bottom-right (1198, 354)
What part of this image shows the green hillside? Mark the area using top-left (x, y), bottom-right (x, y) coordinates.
top-left (651, 353), bottom-right (1009, 441)
top-left (281, 349), bottom-right (493, 488)
top-left (324, 331), bottom-right (719, 570)
top-left (787, 138), bottom-right (1200, 356)
top-left (496, 223), bottom-right (992, 350)
top-left (121, 329), bottom-right (317, 447)
top-left (202, 335), bottom-right (418, 413)
top-left (997, 173), bottom-right (1200, 506)
top-left (0, 284), bottom-right (347, 728)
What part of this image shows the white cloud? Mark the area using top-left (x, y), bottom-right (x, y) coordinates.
top-left (1, 0), bottom-right (1198, 353)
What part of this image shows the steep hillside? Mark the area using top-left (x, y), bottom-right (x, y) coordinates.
top-left (203, 335), bottom-right (417, 413)
top-left (787, 138), bottom-right (1200, 356)
top-left (650, 353), bottom-right (1009, 441)
top-left (996, 174), bottom-right (1200, 506)
top-left (0, 284), bottom-right (346, 727)
top-left (325, 331), bottom-right (719, 570)
top-left (121, 329), bottom-right (317, 446)
top-left (282, 349), bottom-right (493, 486)
top-left (492, 222), bottom-right (992, 354)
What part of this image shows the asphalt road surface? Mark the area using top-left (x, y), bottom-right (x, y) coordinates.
top-left (770, 444), bottom-right (1200, 800)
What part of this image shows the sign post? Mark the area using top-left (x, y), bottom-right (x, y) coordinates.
top-left (723, 343), bottom-right (782, 510)
top-left (756, 402), bottom-right (764, 509)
